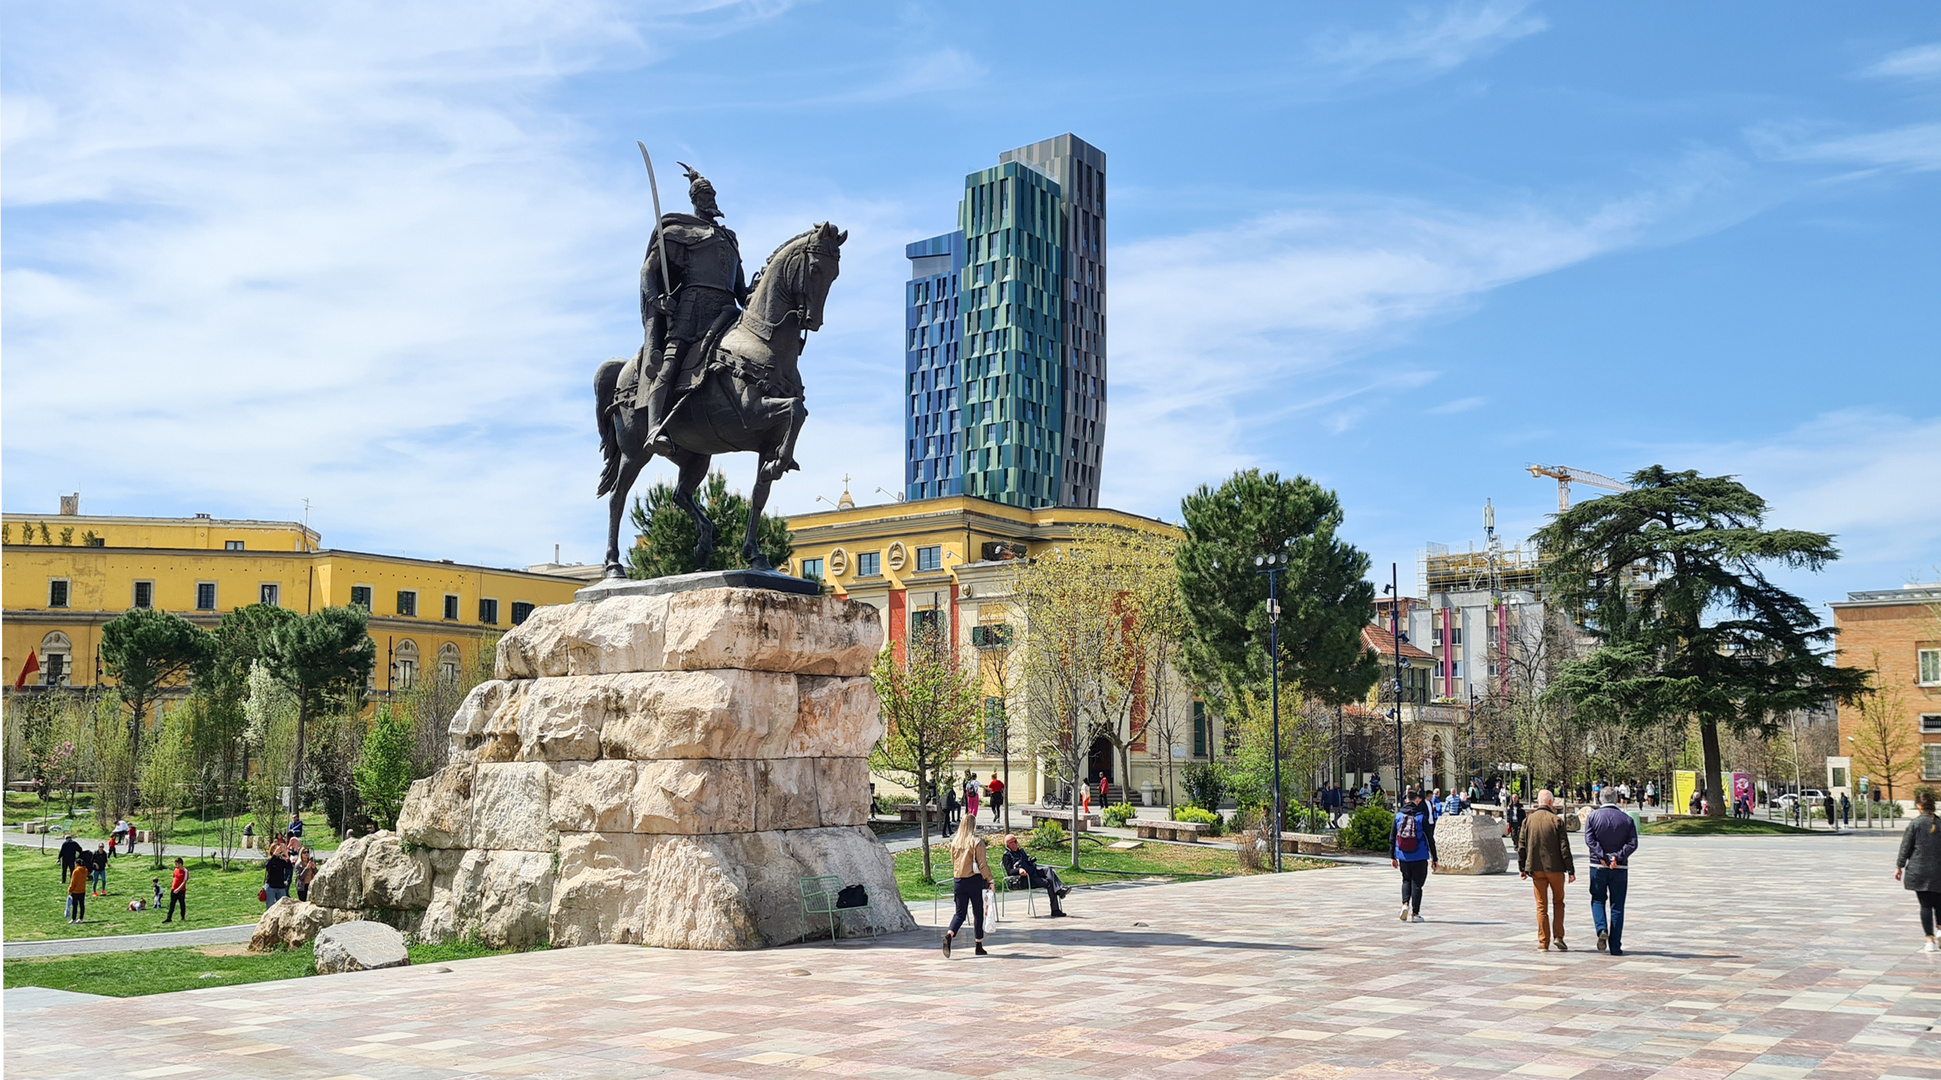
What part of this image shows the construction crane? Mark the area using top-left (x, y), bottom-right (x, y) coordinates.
top-left (1528, 464), bottom-right (1628, 511)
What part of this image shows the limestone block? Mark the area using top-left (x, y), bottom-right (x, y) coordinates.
top-left (398, 764), bottom-right (474, 849)
top-left (632, 759), bottom-right (754, 835)
top-left (814, 757), bottom-right (871, 827)
top-left (308, 834), bottom-right (371, 910)
top-left (251, 898), bottom-right (334, 951)
top-left (357, 832), bottom-right (433, 909)
top-left (513, 677), bottom-right (611, 761)
top-left (448, 680), bottom-right (524, 763)
top-left (446, 849), bottom-right (555, 948)
top-left (313, 921), bottom-right (410, 974)
top-left (549, 759), bottom-right (638, 833)
top-left (753, 758), bottom-right (819, 832)
top-left (496, 589), bottom-right (881, 680)
top-left (661, 590), bottom-right (882, 677)
top-left (471, 762), bottom-right (555, 851)
top-left (599, 670), bottom-right (797, 761)
top-left (1431, 813), bottom-right (1509, 875)
top-left (550, 826), bottom-right (915, 950)
top-left (790, 676), bottom-right (882, 759)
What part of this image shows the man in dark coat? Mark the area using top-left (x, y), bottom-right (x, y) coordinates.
top-left (1000, 834), bottom-right (1069, 917)
top-left (58, 834), bottom-right (82, 884)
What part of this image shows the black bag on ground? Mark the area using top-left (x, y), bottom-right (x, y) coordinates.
top-left (835, 884), bottom-right (868, 909)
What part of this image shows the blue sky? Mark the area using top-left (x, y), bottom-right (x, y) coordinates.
top-left (4, 1), bottom-right (1936, 614)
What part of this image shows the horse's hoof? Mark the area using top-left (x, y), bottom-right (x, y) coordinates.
top-left (602, 565), bottom-right (626, 580)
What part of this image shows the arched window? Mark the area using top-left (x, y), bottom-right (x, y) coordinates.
top-left (438, 643), bottom-right (461, 687)
top-left (39, 632), bottom-right (73, 687)
top-left (393, 639), bottom-right (419, 691)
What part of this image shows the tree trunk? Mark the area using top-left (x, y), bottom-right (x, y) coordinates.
top-left (290, 696), bottom-right (309, 818)
top-left (1699, 717), bottom-right (1726, 818)
top-left (916, 761), bottom-right (932, 882)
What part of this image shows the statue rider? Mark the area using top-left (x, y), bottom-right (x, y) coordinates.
top-left (635, 163), bottom-right (749, 451)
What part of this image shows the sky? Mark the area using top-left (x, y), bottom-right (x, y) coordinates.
top-left (4, 1), bottom-right (1937, 616)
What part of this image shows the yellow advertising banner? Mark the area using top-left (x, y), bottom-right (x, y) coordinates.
top-left (1673, 770), bottom-right (1698, 814)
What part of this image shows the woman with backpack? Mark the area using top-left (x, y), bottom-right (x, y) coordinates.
top-left (1391, 788), bottom-right (1440, 922)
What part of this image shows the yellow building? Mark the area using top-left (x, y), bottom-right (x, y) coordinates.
top-left (784, 493), bottom-right (1202, 806)
top-left (4, 503), bottom-right (589, 701)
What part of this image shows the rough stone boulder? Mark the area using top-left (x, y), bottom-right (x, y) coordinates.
top-left (308, 832), bottom-right (431, 910)
top-left (1432, 813), bottom-right (1509, 875)
top-left (250, 898), bottom-right (344, 951)
top-left (313, 920), bottom-right (411, 974)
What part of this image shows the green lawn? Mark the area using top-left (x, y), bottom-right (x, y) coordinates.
top-left (6, 793), bottom-right (342, 851)
top-left (3, 939), bottom-right (542, 999)
top-left (1641, 816), bottom-right (1820, 836)
top-left (892, 839), bottom-right (1328, 902)
top-left (4, 843), bottom-right (272, 942)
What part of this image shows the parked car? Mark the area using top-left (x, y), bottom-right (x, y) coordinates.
top-left (1773, 789), bottom-right (1827, 811)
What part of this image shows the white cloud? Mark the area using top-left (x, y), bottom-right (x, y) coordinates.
top-left (1864, 41), bottom-right (1941, 81)
top-left (0, 1), bottom-right (917, 568)
top-left (1758, 122), bottom-right (1941, 174)
top-left (1428, 396), bottom-right (1487, 415)
top-left (1310, 0), bottom-right (1546, 85)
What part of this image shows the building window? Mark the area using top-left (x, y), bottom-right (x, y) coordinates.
top-left (1449, 627), bottom-right (1463, 645)
top-left (196, 582), bottom-right (217, 611)
top-left (970, 623), bottom-right (1011, 648)
top-left (479, 598), bottom-right (499, 625)
top-left (917, 545), bottom-right (943, 571)
top-left (1192, 701), bottom-right (1208, 758)
top-left (396, 590), bottom-right (417, 617)
top-left (1920, 714), bottom-right (1941, 734)
top-left (442, 594), bottom-right (459, 621)
top-left (225, 540), bottom-right (244, 551)
top-left (48, 579), bottom-right (70, 609)
top-left (857, 551), bottom-right (881, 577)
top-left (1926, 744), bottom-right (1941, 782)
top-left (132, 581), bottom-right (154, 610)
top-left (40, 632), bottom-right (72, 687)
top-left (439, 643), bottom-right (462, 687)
top-left (984, 697), bottom-right (1006, 754)
top-left (511, 601), bottom-right (535, 625)
top-left (912, 608), bottom-right (942, 639)
top-left (394, 640), bottom-right (419, 691)
top-left (260, 584), bottom-right (280, 607)
top-left (1450, 660), bottom-right (1463, 679)
top-left (350, 585), bottom-right (372, 610)
top-left (1919, 649), bottom-right (1941, 686)
top-left (801, 558), bottom-right (824, 580)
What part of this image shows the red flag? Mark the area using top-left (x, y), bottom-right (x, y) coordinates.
top-left (14, 652), bottom-right (40, 691)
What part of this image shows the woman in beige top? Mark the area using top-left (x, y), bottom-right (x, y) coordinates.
top-left (942, 814), bottom-right (990, 957)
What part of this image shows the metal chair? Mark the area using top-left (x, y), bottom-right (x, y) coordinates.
top-left (799, 874), bottom-right (876, 943)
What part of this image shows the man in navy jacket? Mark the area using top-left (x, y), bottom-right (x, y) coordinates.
top-left (1584, 789), bottom-right (1640, 955)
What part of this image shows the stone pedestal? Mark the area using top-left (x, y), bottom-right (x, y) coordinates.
top-left (1430, 813), bottom-right (1509, 875)
top-left (295, 585), bottom-right (914, 950)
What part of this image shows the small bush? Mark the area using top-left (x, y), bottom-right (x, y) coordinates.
top-left (1235, 828), bottom-right (1263, 871)
top-left (1029, 819), bottom-right (1067, 850)
top-left (1170, 805), bottom-right (1224, 836)
top-left (1102, 803), bottom-right (1138, 828)
top-left (1339, 803), bottom-right (1395, 853)
top-left (1182, 762), bottom-right (1226, 813)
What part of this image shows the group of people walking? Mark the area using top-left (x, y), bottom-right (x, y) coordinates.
top-left (1391, 786), bottom-right (1639, 954)
top-left (56, 833), bottom-right (187, 925)
top-left (939, 772), bottom-right (1006, 829)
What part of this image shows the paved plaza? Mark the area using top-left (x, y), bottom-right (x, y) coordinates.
top-left (6, 831), bottom-right (1936, 1079)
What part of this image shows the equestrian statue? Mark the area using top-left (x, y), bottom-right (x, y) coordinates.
top-left (595, 145), bottom-right (844, 579)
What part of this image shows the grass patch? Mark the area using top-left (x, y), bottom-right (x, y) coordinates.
top-left (8, 798), bottom-right (343, 852)
top-left (891, 839), bottom-right (1327, 902)
top-left (4, 844), bottom-right (271, 942)
top-left (1641, 816), bottom-right (1820, 836)
top-left (3, 940), bottom-right (543, 999)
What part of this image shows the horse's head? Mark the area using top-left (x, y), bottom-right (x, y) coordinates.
top-left (749, 221), bottom-right (845, 334)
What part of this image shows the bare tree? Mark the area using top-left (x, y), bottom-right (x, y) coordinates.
top-left (1849, 650), bottom-right (1919, 803)
top-left (869, 624), bottom-right (983, 882)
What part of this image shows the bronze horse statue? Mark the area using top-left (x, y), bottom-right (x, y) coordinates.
top-left (594, 222), bottom-right (844, 578)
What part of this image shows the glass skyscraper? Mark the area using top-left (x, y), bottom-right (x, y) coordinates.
top-left (904, 134), bottom-right (1106, 508)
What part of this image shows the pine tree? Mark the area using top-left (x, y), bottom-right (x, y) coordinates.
top-left (626, 471), bottom-right (793, 578)
top-left (1535, 466), bottom-right (1869, 817)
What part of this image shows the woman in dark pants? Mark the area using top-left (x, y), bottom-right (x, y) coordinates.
top-left (941, 815), bottom-right (991, 958)
top-left (1895, 788), bottom-right (1941, 954)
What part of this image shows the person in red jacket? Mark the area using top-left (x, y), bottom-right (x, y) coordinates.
top-left (163, 858), bottom-right (188, 923)
top-left (986, 774), bottom-right (1005, 822)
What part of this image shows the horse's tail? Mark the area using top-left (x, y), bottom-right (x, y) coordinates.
top-left (594, 357), bottom-right (626, 497)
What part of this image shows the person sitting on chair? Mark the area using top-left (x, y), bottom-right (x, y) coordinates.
top-left (1000, 834), bottom-right (1070, 918)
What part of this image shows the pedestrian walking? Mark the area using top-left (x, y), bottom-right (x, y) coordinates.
top-left (941, 814), bottom-right (990, 958)
top-left (1894, 789), bottom-right (1941, 954)
top-left (942, 784), bottom-right (959, 829)
top-left (987, 774), bottom-right (1005, 822)
top-left (58, 834), bottom-right (81, 884)
top-left (1516, 789), bottom-right (1577, 951)
top-left (1584, 789), bottom-right (1638, 956)
top-left (66, 860), bottom-right (88, 924)
top-left (297, 849), bottom-right (318, 903)
top-left (263, 839), bottom-right (293, 908)
top-left (89, 844), bottom-right (108, 895)
top-left (1841, 793), bottom-right (1852, 826)
top-left (1391, 789), bottom-right (1439, 922)
top-left (163, 858), bottom-right (188, 923)
top-left (964, 772), bottom-right (981, 823)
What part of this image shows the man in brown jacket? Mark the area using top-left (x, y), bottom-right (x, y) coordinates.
top-left (1516, 789), bottom-right (1576, 951)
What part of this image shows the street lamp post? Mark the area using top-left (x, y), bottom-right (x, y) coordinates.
top-left (1382, 563), bottom-right (1405, 798)
top-left (1256, 551), bottom-right (1288, 872)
